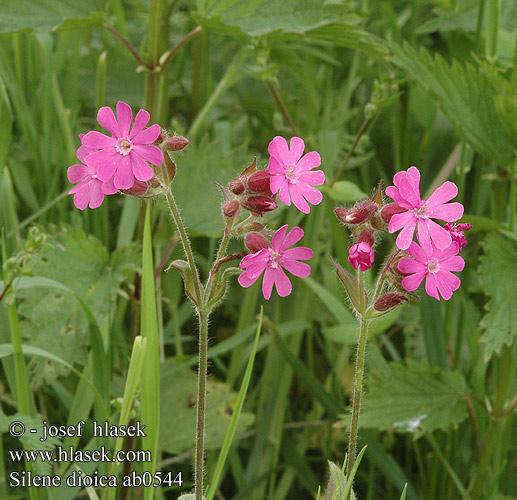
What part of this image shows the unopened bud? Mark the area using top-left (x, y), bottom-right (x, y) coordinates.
top-left (229, 178), bottom-right (245, 195)
top-left (154, 128), bottom-right (168, 145)
top-left (358, 228), bottom-right (375, 247)
top-left (335, 200), bottom-right (378, 225)
top-left (348, 242), bottom-right (375, 272)
top-left (241, 195), bottom-right (277, 216)
top-left (164, 135), bottom-right (190, 151)
top-left (374, 293), bottom-right (408, 312)
top-left (248, 170), bottom-right (272, 193)
top-left (245, 232), bottom-right (271, 252)
top-left (381, 203), bottom-right (406, 224)
top-left (222, 199), bottom-right (240, 218)
top-left (121, 179), bottom-right (148, 197)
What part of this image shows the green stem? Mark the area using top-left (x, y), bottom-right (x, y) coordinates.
top-left (267, 82), bottom-right (300, 137)
top-left (346, 271), bottom-right (369, 495)
top-left (164, 188), bottom-right (203, 307)
top-left (195, 311), bottom-right (209, 500)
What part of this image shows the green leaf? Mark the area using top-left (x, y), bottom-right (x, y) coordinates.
top-left (324, 181), bottom-right (367, 203)
top-left (359, 360), bottom-right (469, 437)
top-left (478, 233), bottom-right (517, 359)
top-left (159, 360), bottom-right (254, 454)
top-left (389, 42), bottom-right (516, 165)
top-left (0, 77), bottom-right (13, 167)
top-left (0, 0), bottom-right (106, 33)
top-left (195, 0), bottom-right (348, 37)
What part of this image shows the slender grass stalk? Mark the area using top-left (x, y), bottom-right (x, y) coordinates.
top-left (486, 0), bottom-right (501, 59)
top-left (345, 271), bottom-right (369, 497)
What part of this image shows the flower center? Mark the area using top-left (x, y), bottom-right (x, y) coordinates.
top-left (116, 138), bottom-right (133, 156)
top-left (285, 164), bottom-right (299, 184)
top-left (427, 258), bottom-right (440, 274)
top-left (413, 202), bottom-right (428, 219)
top-left (269, 251), bottom-right (282, 269)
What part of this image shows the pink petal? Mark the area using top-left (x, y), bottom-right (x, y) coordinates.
top-left (298, 183), bottom-right (323, 206)
top-left (132, 124), bottom-right (161, 146)
top-left (425, 273), bottom-right (440, 300)
top-left (440, 255), bottom-right (465, 273)
top-left (238, 270), bottom-right (261, 288)
top-left (427, 220), bottom-right (452, 250)
top-left (116, 101), bottom-right (133, 138)
top-left (397, 167), bottom-right (421, 208)
top-left (277, 178), bottom-right (291, 206)
top-left (272, 225), bottom-right (288, 251)
top-left (298, 169), bottom-right (325, 185)
top-left (281, 259), bottom-right (311, 278)
top-left (268, 136), bottom-right (290, 164)
top-left (262, 267), bottom-right (275, 299)
top-left (113, 156), bottom-right (135, 190)
top-left (434, 241), bottom-right (461, 261)
top-left (88, 149), bottom-right (121, 182)
top-left (72, 181), bottom-right (93, 210)
top-left (131, 154), bottom-right (154, 182)
top-left (296, 151), bottom-right (321, 172)
top-left (132, 144), bottom-right (163, 166)
top-left (385, 186), bottom-right (413, 210)
top-left (398, 257), bottom-right (425, 274)
top-left (283, 247), bottom-right (313, 261)
top-left (101, 178), bottom-right (118, 195)
top-left (436, 271), bottom-right (461, 297)
top-left (401, 271), bottom-right (426, 291)
top-left (271, 267), bottom-right (292, 297)
top-left (97, 106), bottom-right (120, 137)
top-left (426, 181), bottom-right (458, 208)
top-left (428, 202), bottom-right (464, 221)
top-left (82, 131), bottom-right (116, 150)
top-left (130, 109), bottom-right (151, 139)
top-left (416, 220), bottom-right (433, 253)
top-left (389, 211), bottom-right (415, 233)
top-left (240, 249), bottom-right (269, 269)
top-left (282, 226), bottom-right (305, 250)
top-left (88, 181), bottom-right (105, 209)
top-left (270, 174), bottom-right (287, 195)
top-left (289, 184), bottom-right (310, 214)
top-left (67, 164), bottom-right (89, 184)
top-left (77, 144), bottom-right (95, 163)
top-left (405, 241), bottom-right (430, 263)
top-left (395, 219), bottom-right (417, 251)
top-left (268, 156), bottom-right (286, 175)
top-left (289, 137), bottom-right (305, 164)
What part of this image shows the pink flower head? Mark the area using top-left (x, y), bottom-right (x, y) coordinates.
top-left (268, 136), bottom-right (325, 214)
top-left (81, 101), bottom-right (164, 190)
top-left (348, 242), bottom-right (375, 271)
top-left (398, 240), bottom-right (465, 301)
top-left (67, 135), bottom-right (117, 210)
top-left (385, 167), bottom-right (464, 251)
top-left (443, 222), bottom-right (472, 249)
top-left (238, 224), bottom-right (313, 299)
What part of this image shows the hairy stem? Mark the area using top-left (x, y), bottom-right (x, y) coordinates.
top-left (346, 271), bottom-right (369, 496)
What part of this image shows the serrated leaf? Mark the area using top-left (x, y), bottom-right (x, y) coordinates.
top-left (0, 0), bottom-right (106, 33)
top-left (389, 42), bottom-right (516, 165)
top-left (359, 360), bottom-right (469, 437)
top-left (159, 360), bottom-right (254, 454)
top-left (478, 233), bottom-right (517, 359)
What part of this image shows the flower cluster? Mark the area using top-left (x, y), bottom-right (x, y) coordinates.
top-left (334, 166), bottom-right (470, 302)
top-left (67, 101), bottom-right (189, 210)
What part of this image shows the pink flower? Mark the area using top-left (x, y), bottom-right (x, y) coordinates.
top-left (238, 224), bottom-right (313, 299)
top-left (385, 167), bottom-right (464, 251)
top-left (398, 240), bottom-right (465, 301)
top-left (348, 242), bottom-right (375, 271)
top-left (81, 101), bottom-right (164, 190)
top-left (67, 135), bottom-right (117, 210)
top-left (444, 222), bottom-right (472, 249)
top-left (268, 136), bottom-right (325, 214)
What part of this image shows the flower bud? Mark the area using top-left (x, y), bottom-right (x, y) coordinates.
top-left (335, 200), bottom-right (378, 225)
top-left (153, 127), bottom-right (168, 145)
top-left (241, 195), bottom-right (277, 216)
top-left (121, 179), bottom-right (148, 197)
top-left (229, 178), bottom-right (245, 195)
top-left (164, 134), bottom-right (190, 151)
top-left (374, 293), bottom-right (408, 312)
top-left (357, 228), bottom-right (375, 247)
top-left (348, 242), bottom-right (374, 271)
top-left (245, 232), bottom-right (271, 252)
top-left (380, 203), bottom-right (406, 224)
top-left (444, 222), bottom-right (472, 249)
top-left (222, 199), bottom-right (240, 218)
top-left (247, 170), bottom-right (272, 193)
